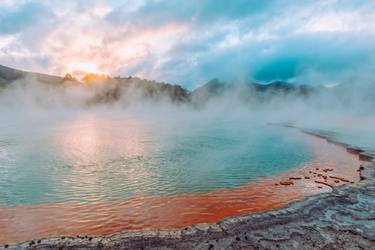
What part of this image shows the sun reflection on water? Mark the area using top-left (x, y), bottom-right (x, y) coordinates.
top-left (52, 114), bottom-right (155, 200)
top-left (56, 115), bottom-right (150, 164)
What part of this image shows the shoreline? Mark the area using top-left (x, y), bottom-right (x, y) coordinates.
top-left (2, 127), bottom-right (375, 249)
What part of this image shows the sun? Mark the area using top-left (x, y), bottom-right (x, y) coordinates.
top-left (68, 62), bottom-right (109, 78)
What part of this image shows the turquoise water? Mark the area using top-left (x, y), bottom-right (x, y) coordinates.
top-left (0, 112), bottom-right (311, 206)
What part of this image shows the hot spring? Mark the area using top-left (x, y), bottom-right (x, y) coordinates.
top-left (0, 109), bottom-right (311, 205)
top-left (0, 108), bottom-right (363, 243)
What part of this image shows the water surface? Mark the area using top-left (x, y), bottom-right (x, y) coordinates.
top-left (0, 111), bottom-right (310, 206)
top-left (0, 110), bottom-right (364, 244)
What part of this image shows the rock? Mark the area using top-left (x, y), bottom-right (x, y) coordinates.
top-left (289, 177), bottom-right (302, 180)
top-left (359, 153), bottom-right (374, 162)
top-left (347, 147), bottom-right (364, 154)
top-left (314, 180), bottom-right (334, 189)
top-left (280, 181), bottom-right (294, 186)
top-left (329, 176), bottom-right (350, 182)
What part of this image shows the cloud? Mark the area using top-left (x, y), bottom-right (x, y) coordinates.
top-left (1, 0), bottom-right (375, 88)
top-left (0, 2), bottom-right (55, 35)
top-left (106, 0), bottom-right (275, 28)
top-left (138, 11), bottom-right (375, 86)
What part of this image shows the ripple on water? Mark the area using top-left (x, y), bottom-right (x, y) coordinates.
top-left (0, 118), bottom-right (312, 206)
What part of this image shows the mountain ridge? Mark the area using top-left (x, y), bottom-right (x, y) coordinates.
top-left (0, 64), bottom-right (316, 105)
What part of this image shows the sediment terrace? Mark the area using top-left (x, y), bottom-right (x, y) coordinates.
top-left (2, 129), bottom-right (375, 249)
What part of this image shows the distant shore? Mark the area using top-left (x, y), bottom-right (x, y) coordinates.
top-left (2, 129), bottom-right (375, 249)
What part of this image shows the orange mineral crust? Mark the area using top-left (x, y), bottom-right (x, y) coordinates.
top-left (0, 133), bottom-right (362, 244)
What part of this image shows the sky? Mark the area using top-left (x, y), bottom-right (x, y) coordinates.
top-left (0, 0), bottom-right (375, 89)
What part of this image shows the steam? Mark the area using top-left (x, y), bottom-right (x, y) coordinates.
top-left (0, 73), bottom-right (375, 133)
top-left (1, 72), bottom-right (375, 210)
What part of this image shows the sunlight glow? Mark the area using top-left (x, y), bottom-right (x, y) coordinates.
top-left (68, 62), bottom-right (109, 78)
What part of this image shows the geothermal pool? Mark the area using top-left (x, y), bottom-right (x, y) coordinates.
top-left (0, 111), bottom-right (363, 244)
top-left (0, 113), bottom-right (311, 206)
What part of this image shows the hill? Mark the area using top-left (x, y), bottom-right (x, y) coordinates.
top-left (0, 64), bottom-right (63, 88)
top-left (191, 78), bottom-right (315, 105)
top-left (1, 64), bottom-right (318, 106)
